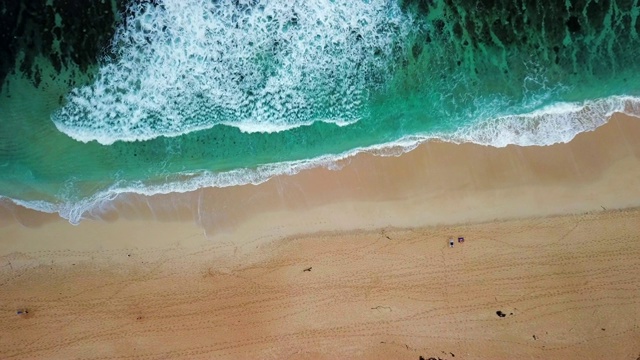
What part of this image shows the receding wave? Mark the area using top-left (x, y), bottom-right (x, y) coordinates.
top-left (9, 95), bottom-right (640, 224)
top-left (52, 0), bottom-right (413, 144)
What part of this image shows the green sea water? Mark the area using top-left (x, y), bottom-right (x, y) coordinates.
top-left (1, 0), bottom-right (639, 222)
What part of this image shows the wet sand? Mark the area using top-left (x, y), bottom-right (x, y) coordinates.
top-left (1, 113), bottom-right (640, 359)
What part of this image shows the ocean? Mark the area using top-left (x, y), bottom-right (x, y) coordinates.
top-left (1, 0), bottom-right (639, 224)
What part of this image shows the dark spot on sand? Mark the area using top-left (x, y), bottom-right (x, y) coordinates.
top-left (496, 310), bottom-right (506, 317)
top-left (303, 267), bottom-right (312, 272)
top-left (601, 328), bottom-right (605, 331)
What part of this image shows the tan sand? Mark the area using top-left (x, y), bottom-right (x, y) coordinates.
top-left (1, 113), bottom-right (640, 359)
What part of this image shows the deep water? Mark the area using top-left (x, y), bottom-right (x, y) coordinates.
top-left (1, 0), bottom-right (639, 222)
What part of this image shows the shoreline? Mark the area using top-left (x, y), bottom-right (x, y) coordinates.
top-left (3, 113), bottom-right (640, 238)
top-left (2, 113), bottom-right (640, 358)
top-left (3, 97), bottom-right (639, 226)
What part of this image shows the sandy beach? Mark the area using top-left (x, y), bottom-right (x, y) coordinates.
top-left (2, 113), bottom-right (640, 359)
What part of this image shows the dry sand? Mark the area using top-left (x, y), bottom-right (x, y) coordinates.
top-left (1, 113), bottom-right (640, 359)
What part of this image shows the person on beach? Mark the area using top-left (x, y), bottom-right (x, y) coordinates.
top-left (449, 239), bottom-right (454, 248)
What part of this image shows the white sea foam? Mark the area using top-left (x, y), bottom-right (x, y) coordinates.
top-left (224, 116), bottom-right (359, 134)
top-left (52, 0), bottom-right (412, 144)
top-left (10, 95), bottom-right (640, 224)
top-left (448, 95), bottom-right (640, 147)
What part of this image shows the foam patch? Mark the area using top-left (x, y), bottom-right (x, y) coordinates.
top-left (52, 0), bottom-right (413, 144)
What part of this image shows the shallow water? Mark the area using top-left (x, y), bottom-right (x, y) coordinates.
top-left (1, 0), bottom-right (639, 222)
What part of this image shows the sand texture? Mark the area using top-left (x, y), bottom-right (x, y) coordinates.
top-left (1, 114), bottom-right (640, 359)
top-left (1, 210), bottom-right (640, 359)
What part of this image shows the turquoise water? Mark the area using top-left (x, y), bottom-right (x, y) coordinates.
top-left (1, 0), bottom-right (640, 222)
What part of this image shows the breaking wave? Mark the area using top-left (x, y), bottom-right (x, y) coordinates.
top-left (52, 0), bottom-right (413, 144)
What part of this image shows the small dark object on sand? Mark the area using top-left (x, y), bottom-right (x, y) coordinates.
top-left (496, 310), bottom-right (506, 317)
top-left (303, 267), bottom-right (312, 272)
top-left (16, 309), bottom-right (28, 315)
top-left (458, 237), bottom-right (464, 243)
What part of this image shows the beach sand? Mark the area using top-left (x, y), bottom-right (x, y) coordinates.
top-left (1, 113), bottom-right (640, 359)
